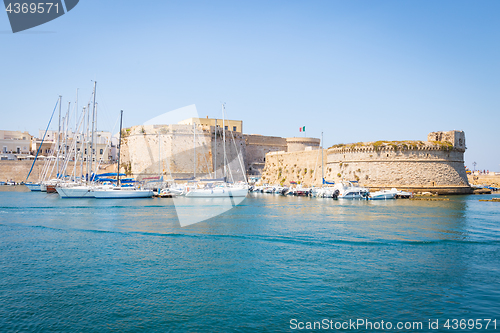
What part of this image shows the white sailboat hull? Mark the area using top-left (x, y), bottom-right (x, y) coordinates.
top-left (57, 186), bottom-right (95, 198)
top-left (25, 183), bottom-right (41, 191)
top-left (94, 188), bottom-right (154, 199)
top-left (184, 187), bottom-right (248, 198)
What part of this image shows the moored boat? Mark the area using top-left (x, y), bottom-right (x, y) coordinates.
top-left (93, 187), bottom-right (154, 199)
top-left (25, 183), bottom-right (42, 191)
top-left (333, 181), bottom-right (369, 199)
top-left (184, 183), bottom-right (248, 198)
top-left (368, 188), bottom-right (397, 200)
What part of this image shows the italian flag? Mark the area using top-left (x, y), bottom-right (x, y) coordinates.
top-left (299, 126), bottom-right (305, 132)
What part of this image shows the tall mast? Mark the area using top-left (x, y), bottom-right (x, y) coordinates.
top-left (65, 102), bottom-right (70, 173)
top-left (90, 81), bottom-right (97, 180)
top-left (57, 95), bottom-right (62, 179)
top-left (82, 106), bottom-right (87, 181)
top-left (222, 104), bottom-right (226, 180)
top-left (117, 110), bottom-right (123, 186)
top-left (193, 122), bottom-right (196, 178)
top-left (158, 133), bottom-right (161, 178)
top-left (94, 102), bottom-right (98, 174)
top-left (214, 118), bottom-right (217, 178)
top-left (321, 132), bottom-right (324, 186)
top-left (75, 89), bottom-right (78, 134)
top-left (86, 102), bottom-right (90, 181)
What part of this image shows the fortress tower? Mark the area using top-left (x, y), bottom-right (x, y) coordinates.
top-left (322, 130), bottom-right (470, 194)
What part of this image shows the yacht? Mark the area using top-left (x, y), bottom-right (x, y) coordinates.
top-left (333, 181), bottom-right (369, 199)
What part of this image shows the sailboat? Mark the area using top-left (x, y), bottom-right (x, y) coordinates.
top-left (184, 104), bottom-right (248, 198)
top-left (56, 82), bottom-right (102, 198)
top-left (93, 110), bottom-right (153, 199)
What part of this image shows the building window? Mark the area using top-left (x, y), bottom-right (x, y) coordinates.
top-left (225, 126), bottom-right (228, 130)
top-left (16, 147), bottom-right (20, 153)
top-left (233, 126), bottom-right (237, 131)
top-left (3, 147), bottom-right (6, 153)
top-left (100, 149), bottom-right (103, 155)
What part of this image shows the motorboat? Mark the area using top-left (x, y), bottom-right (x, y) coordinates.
top-left (333, 181), bottom-right (369, 199)
top-left (368, 188), bottom-right (397, 200)
top-left (312, 187), bottom-right (339, 198)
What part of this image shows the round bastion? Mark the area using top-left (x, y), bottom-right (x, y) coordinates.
top-left (324, 131), bottom-right (471, 194)
top-left (286, 137), bottom-right (321, 152)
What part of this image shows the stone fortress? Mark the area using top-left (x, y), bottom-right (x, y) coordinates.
top-left (118, 118), bottom-right (321, 181)
top-left (0, 110), bottom-right (472, 194)
top-left (119, 113), bottom-right (470, 193)
top-left (261, 130), bottom-right (471, 194)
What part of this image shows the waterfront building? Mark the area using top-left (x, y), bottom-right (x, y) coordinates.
top-left (0, 130), bottom-right (32, 160)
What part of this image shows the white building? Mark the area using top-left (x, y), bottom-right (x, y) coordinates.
top-left (0, 130), bottom-right (32, 160)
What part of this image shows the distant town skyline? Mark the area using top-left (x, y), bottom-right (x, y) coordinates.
top-left (1, 0), bottom-right (499, 170)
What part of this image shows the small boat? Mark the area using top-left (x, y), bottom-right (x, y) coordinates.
top-left (312, 187), bottom-right (339, 198)
top-left (158, 185), bottom-right (185, 197)
top-left (288, 185), bottom-right (312, 196)
top-left (368, 188), bottom-right (397, 200)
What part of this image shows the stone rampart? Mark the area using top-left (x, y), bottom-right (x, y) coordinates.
top-left (286, 137), bottom-right (321, 152)
top-left (325, 145), bottom-right (470, 193)
top-left (260, 131), bottom-right (472, 194)
top-left (260, 149), bottom-right (327, 186)
top-left (0, 160), bottom-right (116, 183)
top-left (244, 134), bottom-right (287, 175)
top-left (120, 124), bottom-right (247, 182)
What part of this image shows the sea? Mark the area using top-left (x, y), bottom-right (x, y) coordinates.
top-left (0, 187), bottom-right (499, 332)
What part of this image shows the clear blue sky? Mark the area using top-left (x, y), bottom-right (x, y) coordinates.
top-left (1, 0), bottom-right (499, 171)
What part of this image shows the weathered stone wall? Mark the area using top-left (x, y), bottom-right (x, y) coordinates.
top-left (325, 146), bottom-right (469, 190)
top-left (260, 149), bottom-right (327, 186)
top-left (0, 160), bottom-right (44, 182)
top-left (286, 137), bottom-right (321, 152)
top-left (0, 160), bottom-right (116, 183)
top-left (244, 134), bottom-right (287, 175)
top-left (120, 125), bottom-right (247, 182)
top-left (260, 131), bottom-right (472, 193)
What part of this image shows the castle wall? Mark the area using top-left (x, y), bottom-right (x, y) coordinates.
top-left (286, 137), bottom-right (321, 153)
top-left (120, 125), bottom-right (247, 182)
top-left (0, 160), bottom-right (117, 183)
top-left (0, 160), bottom-right (44, 182)
top-left (244, 134), bottom-right (287, 175)
top-left (259, 131), bottom-right (471, 193)
top-left (324, 146), bottom-right (470, 193)
top-left (260, 149), bottom-right (327, 186)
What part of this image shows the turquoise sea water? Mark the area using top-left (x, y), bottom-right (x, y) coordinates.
top-left (1, 188), bottom-right (499, 332)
